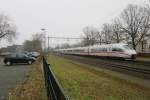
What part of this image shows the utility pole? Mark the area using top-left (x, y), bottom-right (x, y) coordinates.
top-left (48, 36), bottom-right (50, 51)
top-left (88, 38), bottom-right (90, 55)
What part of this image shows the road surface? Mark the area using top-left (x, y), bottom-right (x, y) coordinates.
top-left (0, 57), bottom-right (30, 100)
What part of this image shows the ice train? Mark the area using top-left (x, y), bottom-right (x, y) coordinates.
top-left (56, 43), bottom-right (137, 59)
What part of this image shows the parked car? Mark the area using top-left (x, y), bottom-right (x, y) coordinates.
top-left (23, 52), bottom-right (36, 59)
top-left (3, 53), bottom-right (36, 65)
top-left (24, 51), bottom-right (40, 58)
top-left (30, 52), bottom-right (40, 58)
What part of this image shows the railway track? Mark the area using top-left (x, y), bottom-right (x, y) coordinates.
top-left (76, 55), bottom-right (150, 69)
top-left (59, 54), bottom-right (150, 80)
top-left (96, 61), bottom-right (150, 75)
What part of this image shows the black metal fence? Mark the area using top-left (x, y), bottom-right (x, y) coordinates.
top-left (43, 56), bottom-right (69, 100)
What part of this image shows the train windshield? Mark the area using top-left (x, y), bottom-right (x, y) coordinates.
top-left (123, 45), bottom-right (133, 50)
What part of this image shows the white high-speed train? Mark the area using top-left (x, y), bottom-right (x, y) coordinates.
top-left (56, 43), bottom-right (137, 59)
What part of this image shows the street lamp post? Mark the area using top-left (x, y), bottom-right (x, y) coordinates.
top-left (41, 28), bottom-right (46, 52)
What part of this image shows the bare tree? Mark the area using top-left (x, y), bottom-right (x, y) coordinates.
top-left (60, 43), bottom-right (70, 49)
top-left (144, 0), bottom-right (150, 52)
top-left (82, 26), bottom-right (99, 46)
top-left (23, 33), bottom-right (45, 52)
top-left (96, 31), bottom-right (103, 45)
top-left (145, 0), bottom-right (150, 9)
top-left (111, 19), bottom-right (126, 43)
top-left (32, 33), bottom-right (45, 50)
top-left (101, 23), bottom-right (113, 44)
top-left (119, 4), bottom-right (150, 50)
top-left (23, 39), bottom-right (42, 52)
top-left (23, 40), bottom-right (33, 51)
top-left (0, 14), bottom-right (17, 42)
top-left (32, 33), bottom-right (45, 42)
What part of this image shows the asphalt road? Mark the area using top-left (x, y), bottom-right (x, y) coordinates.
top-left (0, 57), bottom-right (30, 100)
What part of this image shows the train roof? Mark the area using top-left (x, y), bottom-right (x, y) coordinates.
top-left (56, 43), bottom-right (128, 51)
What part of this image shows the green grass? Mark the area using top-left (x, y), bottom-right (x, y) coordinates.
top-left (48, 54), bottom-right (150, 100)
top-left (136, 57), bottom-right (150, 62)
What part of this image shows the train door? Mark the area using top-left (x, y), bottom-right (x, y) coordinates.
top-left (111, 46), bottom-right (118, 57)
top-left (107, 46), bottom-right (112, 57)
top-left (87, 46), bottom-right (90, 55)
top-left (111, 46), bottom-right (124, 58)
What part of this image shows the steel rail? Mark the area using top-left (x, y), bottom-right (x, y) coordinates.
top-left (97, 61), bottom-right (150, 75)
top-left (60, 54), bottom-right (150, 79)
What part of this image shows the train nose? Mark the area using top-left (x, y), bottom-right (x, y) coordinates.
top-left (125, 50), bottom-right (136, 55)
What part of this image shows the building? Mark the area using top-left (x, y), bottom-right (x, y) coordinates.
top-left (0, 45), bottom-right (23, 53)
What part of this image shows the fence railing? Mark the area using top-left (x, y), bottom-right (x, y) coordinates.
top-left (43, 56), bottom-right (69, 100)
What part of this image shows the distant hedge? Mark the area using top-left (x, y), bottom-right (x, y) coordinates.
top-left (137, 53), bottom-right (150, 57)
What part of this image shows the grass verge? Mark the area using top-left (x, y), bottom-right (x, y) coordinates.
top-left (48, 54), bottom-right (150, 100)
top-left (8, 58), bottom-right (47, 100)
top-left (136, 57), bottom-right (150, 62)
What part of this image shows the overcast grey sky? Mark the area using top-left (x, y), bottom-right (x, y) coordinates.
top-left (0, 0), bottom-right (144, 47)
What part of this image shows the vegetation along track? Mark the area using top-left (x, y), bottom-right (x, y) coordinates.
top-left (58, 54), bottom-right (150, 80)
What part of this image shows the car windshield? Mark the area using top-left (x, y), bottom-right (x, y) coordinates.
top-left (24, 54), bottom-right (29, 57)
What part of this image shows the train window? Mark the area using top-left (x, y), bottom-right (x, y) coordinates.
top-left (91, 48), bottom-right (99, 52)
top-left (112, 48), bottom-right (123, 52)
top-left (119, 48), bottom-right (124, 52)
top-left (123, 45), bottom-right (133, 50)
top-left (97, 48), bottom-right (101, 51)
top-left (102, 48), bottom-right (107, 51)
top-left (67, 50), bottom-right (71, 52)
top-left (99, 48), bottom-right (103, 51)
top-left (112, 48), bottom-right (117, 51)
top-left (91, 49), bottom-right (95, 52)
top-left (75, 49), bottom-right (84, 52)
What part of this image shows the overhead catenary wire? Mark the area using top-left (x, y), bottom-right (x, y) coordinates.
top-left (47, 36), bottom-right (83, 40)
